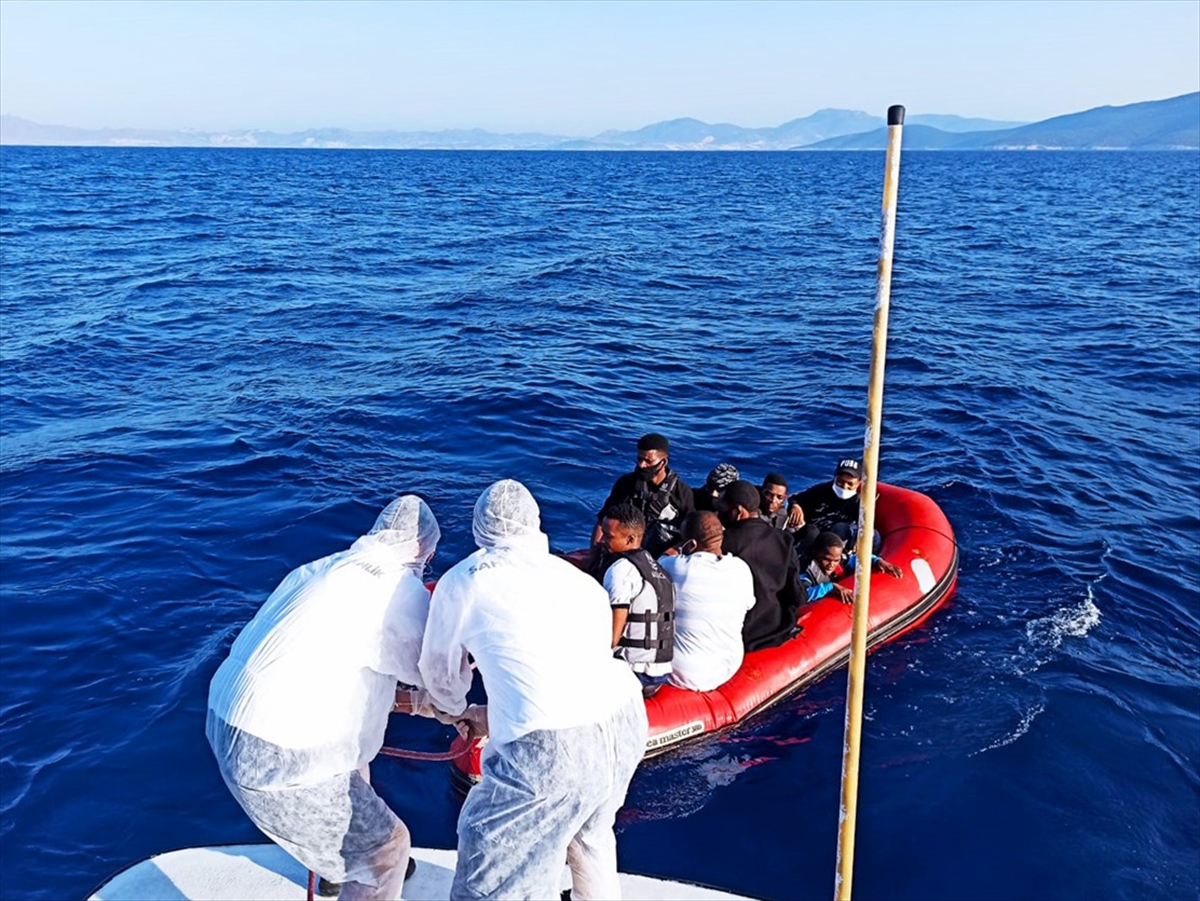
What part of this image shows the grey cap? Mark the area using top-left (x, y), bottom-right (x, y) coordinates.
top-left (706, 462), bottom-right (740, 490)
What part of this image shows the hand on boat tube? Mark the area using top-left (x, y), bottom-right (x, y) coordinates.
top-left (874, 558), bottom-right (903, 578)
top-left (786, 504), bottom-right (805, 529)
top-left (832, 583), bottom-right (855, 604)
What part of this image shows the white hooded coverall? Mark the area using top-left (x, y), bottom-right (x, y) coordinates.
top-left (419, 480), bottom-right (647, 901)
top-left (207, 496), bottom-right (440, 901)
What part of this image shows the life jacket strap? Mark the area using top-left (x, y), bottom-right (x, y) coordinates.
top-left (625, 609), bottom-right (674, 623)
top-left (618, 633), bottom-right (671, 651)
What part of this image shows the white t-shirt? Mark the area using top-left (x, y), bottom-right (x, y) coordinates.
top-left (658, 552), bottom-right (756, 692)
top-left (207, 535), bottom-right (431, 781)
top-left (604, 557), bottom-right (672, 677)
top-left (418, 533), bottom-right (642, 746)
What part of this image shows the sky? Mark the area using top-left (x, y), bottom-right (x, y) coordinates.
top-left (1, 0), bottom-right (1197, 135)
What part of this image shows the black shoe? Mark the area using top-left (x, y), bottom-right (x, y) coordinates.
top-left (406, 857), bottom-right (417, 880)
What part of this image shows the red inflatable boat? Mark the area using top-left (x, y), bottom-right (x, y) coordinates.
top-left (449, 482), bottom-right (957, 785)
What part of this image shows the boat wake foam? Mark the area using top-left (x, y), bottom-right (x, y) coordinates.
top-left (622, 743), bottom-right (775, 824)
top-left (1026, 592), bottom-right (1102, 650)
top-left (971, 702), bottom-right (1045, 755)
top-left (1006, 583), bottom-right (1104, 677)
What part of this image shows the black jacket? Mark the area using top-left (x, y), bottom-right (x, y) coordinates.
top-left (790, 481), bottom-right (860, 534)
top-left (599, 468), bottom-right (695, 556)
top-left (722, 517), bottom-right (800, 651)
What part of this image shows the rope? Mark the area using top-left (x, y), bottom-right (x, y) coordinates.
top-left (377, 738), bottom-right (482, 762)
top-left (882, 523), bottom-right (960, 551)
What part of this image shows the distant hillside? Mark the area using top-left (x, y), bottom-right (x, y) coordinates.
top-left (976, 92), bottom-right (1199, 149)
top-left (765, 109), bottom-right (887, 145)
top-left (0, 116), bottom-right (573, 150)
top-left (801, 93), bottom-right (1200, 150)
top-left (581, 117), bottom-right (756, 148)
top-left (568, 109), bottom-right (889, 149)
top-left (905, 113), bottom-right (1026, 133)
top-left (803, 123), bottom-right (969, 151)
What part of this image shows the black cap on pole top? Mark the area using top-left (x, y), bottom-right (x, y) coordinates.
top-left (888, 105), bottom-right (906, 126)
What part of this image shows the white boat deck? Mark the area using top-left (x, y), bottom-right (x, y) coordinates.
top-left (89, 844), bottom-right (757, 900)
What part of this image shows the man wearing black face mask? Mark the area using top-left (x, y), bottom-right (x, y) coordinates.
top-left (593, 433), bottom-right (695, 557)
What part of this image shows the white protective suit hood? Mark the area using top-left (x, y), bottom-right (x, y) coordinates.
top-left (472, 479), bottom-right (544, 550)
top-left (351, 494), bottom-right (441, 570)
top-left (208, 493), bottom-right (442, 783)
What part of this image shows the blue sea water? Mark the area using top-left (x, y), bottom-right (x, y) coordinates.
top-left (1, 146), bottom-right (1197, 901)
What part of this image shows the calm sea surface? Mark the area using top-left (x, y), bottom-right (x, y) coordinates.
top-left (1, 147), bottom-right (1197, 901)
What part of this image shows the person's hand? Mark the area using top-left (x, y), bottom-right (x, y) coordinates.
top-left (456, 705), bottom-right (489, 741)
top-left (786, 504), bottom-right (805, 529)
top-left (876, 559), bottom-right (902, 578)
top-left (832, 583), bottom-right (854, 603)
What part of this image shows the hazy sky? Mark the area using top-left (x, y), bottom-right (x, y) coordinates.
top-left (1, 0), bottom-right (1197, 134)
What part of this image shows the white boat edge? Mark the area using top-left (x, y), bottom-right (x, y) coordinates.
top-left (88, 843), bottom-right (760, 901)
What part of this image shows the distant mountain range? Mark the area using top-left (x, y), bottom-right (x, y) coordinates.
top-left (553, 109), bottom-right (1026, 150)
top-left (0, 108), bottom-right (1022, 151)
top-left (805, 92), bottom-right (1199, 150)
top-left (1, 93), bottom-right (1196, 151)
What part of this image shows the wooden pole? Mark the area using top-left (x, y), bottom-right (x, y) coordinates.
top-left (834, 104), bottom-right (905, 901)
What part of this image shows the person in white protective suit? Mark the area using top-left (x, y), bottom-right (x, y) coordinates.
top-left (418, 480), bottom-right (648, 901)
top-left (206, 495), bottom-right (445, 901)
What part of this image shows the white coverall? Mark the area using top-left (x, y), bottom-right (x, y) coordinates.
top-left (207, 496), bottom-right (441, 901)
top-left (419, 480), bottom-right (647, 901)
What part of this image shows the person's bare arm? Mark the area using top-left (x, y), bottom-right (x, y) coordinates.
top-left (611, 606), bottom-right (630, 648)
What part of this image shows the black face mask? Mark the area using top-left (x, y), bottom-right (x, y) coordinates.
top-left (636, 460), bottom-right (665, 482)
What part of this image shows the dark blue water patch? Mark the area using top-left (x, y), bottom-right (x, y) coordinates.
top-left (1, 146), bottom-right (1198, 900)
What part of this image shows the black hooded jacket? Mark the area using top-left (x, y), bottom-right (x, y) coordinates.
top-left (722, 516), bottom-right (800, 651)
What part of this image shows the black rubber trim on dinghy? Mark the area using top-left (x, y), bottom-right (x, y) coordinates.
top-left (449, 756), bottom-right (481, 794)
